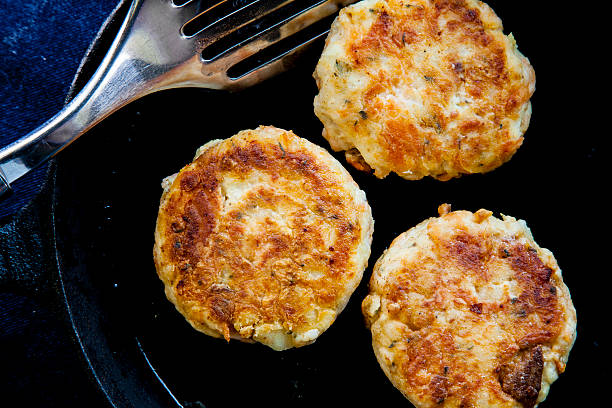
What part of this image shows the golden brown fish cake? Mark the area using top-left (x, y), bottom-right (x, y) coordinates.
top-left (362, 205), bottom-right (576, 407)
top-left (154, 126), bottom-right (373, 351)
top-left (314, 0), bottom-right (535, 180)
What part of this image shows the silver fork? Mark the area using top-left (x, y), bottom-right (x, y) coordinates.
top-left (0, 0), bottom-right (353, 196)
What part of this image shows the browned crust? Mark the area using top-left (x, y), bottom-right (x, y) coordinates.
top-left (155, 127), bottom-right (372, 348)
top-left (345, 147), bottom-right (373, 172)
top-left (363, 209), bottom-right (576, 407)
top-left (314, 0), bottom-right (535, 180)
top-left (498, 346), bottom-right (543, 408)
top-left (351, 2), bottom-right (531, 177)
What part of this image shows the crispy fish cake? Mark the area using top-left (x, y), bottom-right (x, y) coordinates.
top-left (362, 205), bottom-right (576, 407)
top-left (154, 126), bottom-right (373, 351)
top-left (314, 0), bottom-right (535, 180)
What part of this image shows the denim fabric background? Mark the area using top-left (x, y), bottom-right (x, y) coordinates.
top-left (1, 1), bottom-right (117, 405)
top-left (1, 0), bottom-right (117, 219)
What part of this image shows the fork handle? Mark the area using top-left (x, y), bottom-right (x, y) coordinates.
top-left (0, 0), bottom-right (152, 197)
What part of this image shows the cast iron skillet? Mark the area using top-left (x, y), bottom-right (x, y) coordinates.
top-left (0, 1), bottom-right (602, 407)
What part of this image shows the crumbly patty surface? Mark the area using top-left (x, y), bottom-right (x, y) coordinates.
top-left (154, 126), bottom-right (373, 350)
top-left (362, 206), bottom-right (576, 407)
top-left (314, 0), bottom-right (535, 180)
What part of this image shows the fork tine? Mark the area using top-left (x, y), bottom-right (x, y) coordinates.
top-left (223, 22), bottom-right (330, 90)
top-left (171, 0), bottom-right (196, 6)
top-left (168, 0), bottom-right (207, 14)
top-left (183, 0), bottom-right (295, 40)
top-left (202, 0), bottom-right (341, 64)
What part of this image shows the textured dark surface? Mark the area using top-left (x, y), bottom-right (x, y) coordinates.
top-left (0, 166), bottom-right (110, 407)
top-left (0, 0), bottom-right (119, 219)
top-left (50, 0), bottom-right (603, 404)
top-left (0, 1), bottom-right (605, 407)
top-left (1, 1), bottom-right (117, 406)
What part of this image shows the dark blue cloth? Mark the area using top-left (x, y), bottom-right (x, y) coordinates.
top-left (1, 1), bottom-right (118, 406)
top-left (0, 0), bottom-right (118, 219)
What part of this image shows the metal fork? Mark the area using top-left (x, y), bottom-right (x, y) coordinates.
top-left (0, 0), bottom-right (353, 196)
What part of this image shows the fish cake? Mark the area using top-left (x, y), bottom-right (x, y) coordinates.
top-left (362, 205), bottom-right (576, 407)
top-left (154, 126), bottom-right (373, 351)
top-left (314, 0), bottom-right (535, 180)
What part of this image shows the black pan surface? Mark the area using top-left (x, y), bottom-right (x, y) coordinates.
top-left (51, 1), bottom-right (602, 406)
